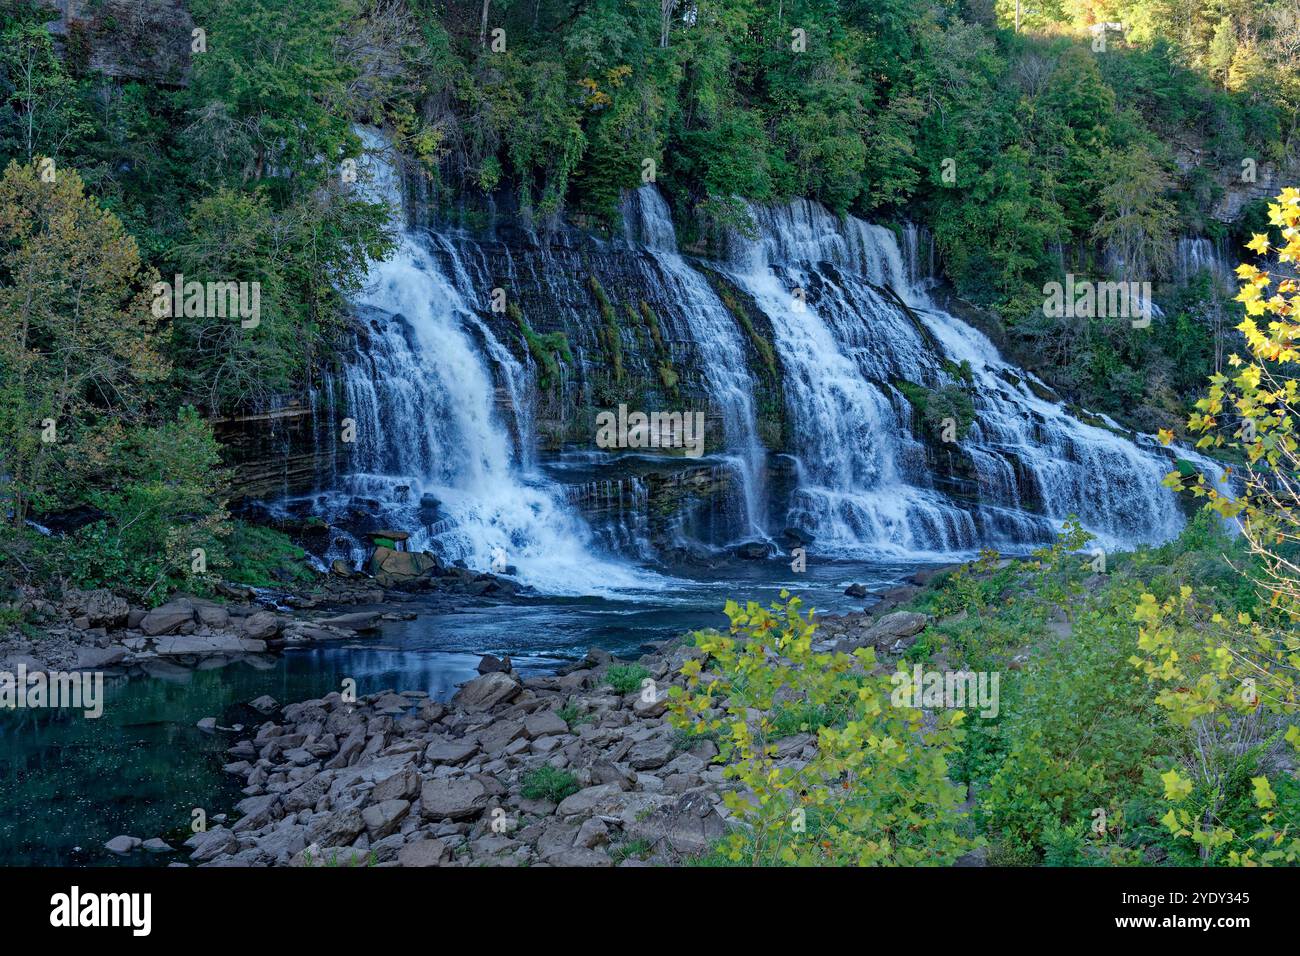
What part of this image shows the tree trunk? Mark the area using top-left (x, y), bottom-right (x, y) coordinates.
top-left (480, 0), bottom-right (492, 46)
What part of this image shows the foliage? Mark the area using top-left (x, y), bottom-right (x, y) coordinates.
top-left (222, 522), bottom-right (316, 589)
top-left (669, 594), bottom-right (976, 865)
top-left (604, 663), bottom-right (651, 695)
top-left (520, 766), bottom-right (579, 803)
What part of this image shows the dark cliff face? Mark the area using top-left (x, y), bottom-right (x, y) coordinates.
top-left (50, 0), bottom-right (194, 85)
top-left (214, 217), bottom-right (793, 551)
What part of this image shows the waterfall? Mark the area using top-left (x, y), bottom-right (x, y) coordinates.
top-left (620, 186), bottom-right (769, 542)
top-left (723, 199), bottom-right (1190, 556)
top-left (1175, 236), bottom-right (1234, 292)
top-left (307, 130), bottom-right (654, 595)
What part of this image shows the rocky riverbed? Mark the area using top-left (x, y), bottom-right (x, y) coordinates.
top-left (154, 597), bottom-right (939, 867)
top-left (0, 546), bottom-right (523, 677)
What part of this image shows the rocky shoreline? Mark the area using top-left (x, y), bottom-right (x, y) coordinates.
top-left (167, 593), bottom-right (939, 868)
top-left (2, 547), bottom-right (952, 867)
top-left (0, 545), bottom-right (523, 677)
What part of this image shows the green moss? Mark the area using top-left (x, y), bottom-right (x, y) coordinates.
top-left (224, 521), bottom-right (316, 588)
top-left (588, 276), bottom-right (624, 384)
top-left (895, 379), bottom-right (976, 440)
top-left (713, 281), bottom-right (778, 379)
top-left (509, 302), bottom-right (572, 390)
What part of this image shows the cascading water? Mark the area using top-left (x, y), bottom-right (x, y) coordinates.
top-left (620, 186), bottom-right (769, 542)
top-left (1175, 236), bottom-right (1235, 292)
top-left (277, 133), bottom-right (1207, 576)
top-left (722, 199), bottom-right (1191, 556)
top-left (303, 131), bottom-right (652, 595)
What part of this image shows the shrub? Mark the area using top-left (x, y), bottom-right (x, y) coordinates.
top-left (520, 766), bottom-right (579, 804)
top-left (669, 594), bottom-right (977, 865)
top-left (604, 663), bottom-right (650, 695)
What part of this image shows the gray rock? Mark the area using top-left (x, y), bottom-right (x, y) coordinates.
top-left (451, 672), bottom-right (521, 713)
top-left (397, 838), bottom-right (448, 867)
top-left (195, 604), bottom-right (230, 629)
top-left (104, 835), bottom-right (141, 855)
top-left (524, 710), bottom-right (569, 738)
top-left (424, 738), bottom-right (478, 765)
top-left (632, 686), bottom-right (670, 718)
top-left (627, 790), bottom-right (725, 857)
top-left (626, 737), bottom-right (674, 770)
top-left (555, 783), bottom-right (624, 818)
top-left (139, 600), bottom-right (195, 636)
top-left (142, 838), bottom-right (173, 853)
top-left (75, 646), bottom-right (126, 670)
top-left (477, 718), bottom-right (525, 755)
top-left (305, 806), bottom-right (366, 848)
top-left (476, 653), bottom-right (512, 674)
top-left (240, 611), bottom-right (281, 640)
top-left (362, 799), bottom-right (410, 839)
top-left (64, 589), bottom-right (130, 627)
top-left (420, 778), bottom-right (489, 821)
top-left (316, 612), bottom-right (381, 632)
top-left (186, 826), bottom-right (236, 862)
top-left (155, 634), bottom-right (266, 655)
top-left (249, 695), bottom-right (278, 714)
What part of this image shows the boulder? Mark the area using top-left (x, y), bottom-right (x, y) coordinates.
top-left (305, 806), bottom-right (366, 848)
top-left (315, 611), bottom-right (381, 632)
top-left (524, 709), bottom-right (569, 738)
top-left (476, 653), bottom-right (512, 674)
top-left (424, 738), bottom-right (478, 765)
top-left (155, 634), bottom-right (266, 656)
top-left (104, 835), bottom-right (141, 855)
top-left (74, 646), bottom-right (126, 670)
top-left (186, 826), bottom-right (236, 862)
top-left (240, 611), bottom-right (281, 640)
top-left (555, 783), bottom-right (624, 818)
top-left (139, 599), bottom-right (195, 636)
top-left (420, 778), bottom-right (489, 821)
top-left (626, 737), bottom-right (674, 770)
top-left (249, 695), bottom-right (278, 715)
top-left (733, 540), bottom-right (774, 560)
top-left (370, 546), bottom-right (440, 588)
top-left (843, 583), bottom-right (869, 598)
top-left (451, 672), bottom-right (520, 713)
top-left (63, 589), bottom-right (128, 628)
top-left (626, 790), bottom-right (725, 857)
top-left (397, 838), bottom-right (448, 867)
top-left (195, 604), bottom-right (230, 629)
top-left (330, 559), bottom-right (354, 577)
top-left (863, 611), bottom-right (927, 648)
top-left (632, 686), bottom-right (670, 719)
top-left (362, 799), bottom-right (410, 839)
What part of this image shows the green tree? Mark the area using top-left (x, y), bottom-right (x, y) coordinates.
top-left (0, 160), bottom-right (165, 528)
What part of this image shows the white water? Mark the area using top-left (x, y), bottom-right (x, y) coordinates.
top-left (283, 135), bottom-right (1212, 584)
top-left (723, 198), bottom-right (1190, 556)
top-left (621, 186), bottom-right (769, 542)
top-left (322, 131), bottom-right (654, 595)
